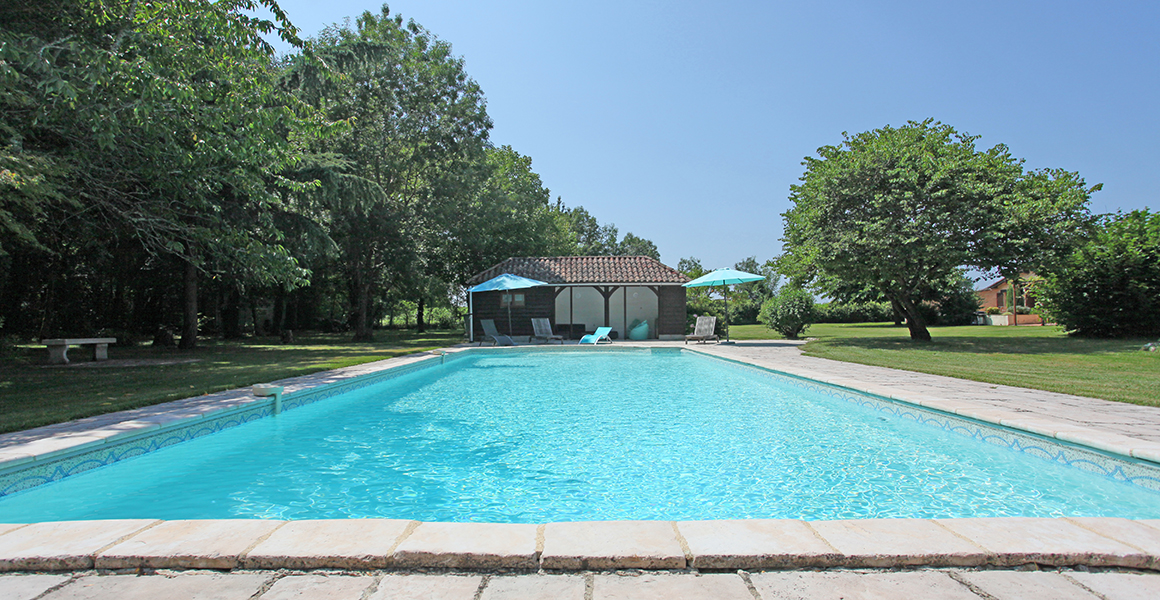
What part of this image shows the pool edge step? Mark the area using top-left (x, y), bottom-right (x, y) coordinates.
top-left (0, 517), bottom-right (1157, 573)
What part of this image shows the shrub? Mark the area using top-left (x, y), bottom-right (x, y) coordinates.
top-left (759, 286), bottom-right (816, 339)
top-left (1038, 210), bottom-right (1160, 337)
top-left (933, 276), bottom-right (983, 326)
top-left (728, 296), bottom-right (762, 325)
top-left (814, 301), bottom-right (894, 323)
top-left (424, 307), bottom-right (461, 330)
top-left (985, 306), bottom-right (1003, 315)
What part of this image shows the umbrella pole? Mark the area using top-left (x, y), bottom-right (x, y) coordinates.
top-left (508, 303), bottom-right (513, 336)
top-left (724, 285), bottom-right (730, 343)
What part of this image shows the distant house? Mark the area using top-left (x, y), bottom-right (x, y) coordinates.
top-left (975, 274), bottom-right (1036, 310)
top-left (466, 256), bottom-right (689, 341)
top-left (975, 274), bottom-right (1045, 325)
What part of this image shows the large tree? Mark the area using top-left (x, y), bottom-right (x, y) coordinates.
top-left (780, 119), bottom-right (1094, 341)
top-left (283, 5), bottom-right (491, 341)
top-left (450, 145), bottom-right (574, 281)
top-left (1, 0), bottom-right (316, 345)
top-left (1037, 210), bottom-right (1160, 337)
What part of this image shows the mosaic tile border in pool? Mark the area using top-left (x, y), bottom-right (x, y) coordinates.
top-left (690, 349), bottom-right (1160, 494)
top-left (0, 354), bottom-right (443, 498)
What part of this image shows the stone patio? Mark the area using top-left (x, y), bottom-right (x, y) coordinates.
top-left (3, 568), bottom-right (1160, 599)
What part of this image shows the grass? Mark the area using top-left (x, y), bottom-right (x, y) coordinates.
top-left (0, 330), bottom-right (462, 435)
top-left (729, 322), bottom-right (1160, 407)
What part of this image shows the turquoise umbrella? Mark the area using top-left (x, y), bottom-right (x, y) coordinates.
top-left (682, 268), bottom-right (765, 343)
top-left (468, 273), bottom-right (549, 336)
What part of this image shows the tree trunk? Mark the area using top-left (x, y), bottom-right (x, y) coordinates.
top-left (352, 282), bottom-right (374, 342)
top-left (416, 297), bottom-right (426, 333)
top-left (222, 288), bottom-right (242, 339)
top-left (250, 301), bottom-right (261, 336)
top-left (890, 298), bottom-right (905, 327)
top-left (1009, 278), bottom-right (1020, 326)
top-left (210, 289), bottom-right (223, 337)
top-left (178, 259), bottom-right (198, 350)
top-left (273, 291), bottom-right (286, 334)
top-left (895, 294), bottom-right (931, 342)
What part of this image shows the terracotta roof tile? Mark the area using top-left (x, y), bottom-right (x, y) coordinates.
top-left (467, 256), bottom-right (690, 286)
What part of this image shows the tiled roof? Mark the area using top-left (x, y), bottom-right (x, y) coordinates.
top-left (467, 256), bottom-right (690, 286)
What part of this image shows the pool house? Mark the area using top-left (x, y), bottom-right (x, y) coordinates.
top-left (466, 256), bottom-right (689, 341)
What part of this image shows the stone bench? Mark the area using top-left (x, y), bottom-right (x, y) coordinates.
top-left (41, 338), bottom-right (117, 365)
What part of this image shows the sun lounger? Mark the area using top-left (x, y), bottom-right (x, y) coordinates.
top-left (685, 316), bottom-right (719, 344)
top-left (579, 326), bottom-right (613, 344)
top-left (531, 318), bottom-right (564, 344)
top-left (480, 319), bottom-right (516, 346)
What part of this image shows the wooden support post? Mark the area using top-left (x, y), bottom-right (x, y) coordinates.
top-left (597, 286), bottom-right (618, 329)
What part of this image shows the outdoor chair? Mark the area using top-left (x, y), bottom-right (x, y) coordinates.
top-left (480, 319), bottom-right (516, 346)
top-left (685, 316), bottom-right (719, 344)
top-left (579, 326), bottom-right (613, 344)
top-left (531, 318), bottom-right (564, 344)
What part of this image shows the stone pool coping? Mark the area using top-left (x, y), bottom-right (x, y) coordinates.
top-left (1, 517), bottom-right (1159, 572)
top-left (2, 341), bottom-right (1160, 573)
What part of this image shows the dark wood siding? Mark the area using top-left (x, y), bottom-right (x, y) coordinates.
top-left (656, 285), bottom-right (687, 336)
top-left (472, 287), bottom-right (555, 338)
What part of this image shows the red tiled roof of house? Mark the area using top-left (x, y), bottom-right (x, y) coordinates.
top-left (467, 256), bottom-right (690, 286)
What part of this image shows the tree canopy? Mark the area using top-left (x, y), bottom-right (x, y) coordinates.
top-left (779, 119), bottom-right (1095, 341)
top-left (1037, 210), bottom-right (1160, 337)
top-left (0, 2), bottom-right (661, 343)
top-left (1, 0), bottom-right (320, 346)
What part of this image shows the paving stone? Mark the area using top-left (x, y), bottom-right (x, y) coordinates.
top-left (0, 520), bottom-right (157, 571)
top-left (260, 574), bottom-right (375, 600)
top-left (541, 521), bottom-right (685, 570)
top-left (592, 573), bottom-right (752, 600)
top-left (0, 451), bottom-right (34, 469)
top-left (677, 519), bottom-right (839, 569)
top-left (480, 574), bottom-right (585, 600)
top-left (243, 519), bottom-right (412, 569)
top-left (750, 570), bottom-right (979, 600)
top-left (0, 525), bottom-right (27, 537)
top-left (957, 570), bottom-right (1098, 599)
top-left (952, 407), bottom-right (1022, 425)
top-left (996, 417), bottom-right (1093, 439)
top-left (1066, 571), bottom-right (1160, 600)
top-left (1055, 430), bottom-right (1140, 456)
top-left (0, 574), bottom-right (73, 600)
top-left (3, 435), bottom-right (107, 461)
top-left (938, 518), bottom-right (1147, 567)
top-left (809, 519), bottom-right (987, 567)
top-left (366, 574), bottom-right (482, 600)
top-left (96, 519), bottom-right (282, 569)
top-left (1131, 444), bottom-right (1160, 463)
top-left (1065, 518), bottom-right (1160, 567)
top-left (392, 522), bottom-right (537, 569)
top-left (40, 572), bottom-right (270, 600)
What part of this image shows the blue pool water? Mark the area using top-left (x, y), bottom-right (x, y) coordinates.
top-left (1, 349), bottom-right (1158, 523)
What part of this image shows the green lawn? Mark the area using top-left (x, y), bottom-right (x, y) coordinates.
top-left (0, 330), bottom-right (462, 435)
top-left (729, 322), bottom-right (1160, 407)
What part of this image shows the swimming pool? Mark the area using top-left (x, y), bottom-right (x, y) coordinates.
top-left (0, 348), bottom-right (1158, 523)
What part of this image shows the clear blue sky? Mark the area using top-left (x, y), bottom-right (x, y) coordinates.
top-left (263, 0), bottom-right (1159, 270)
